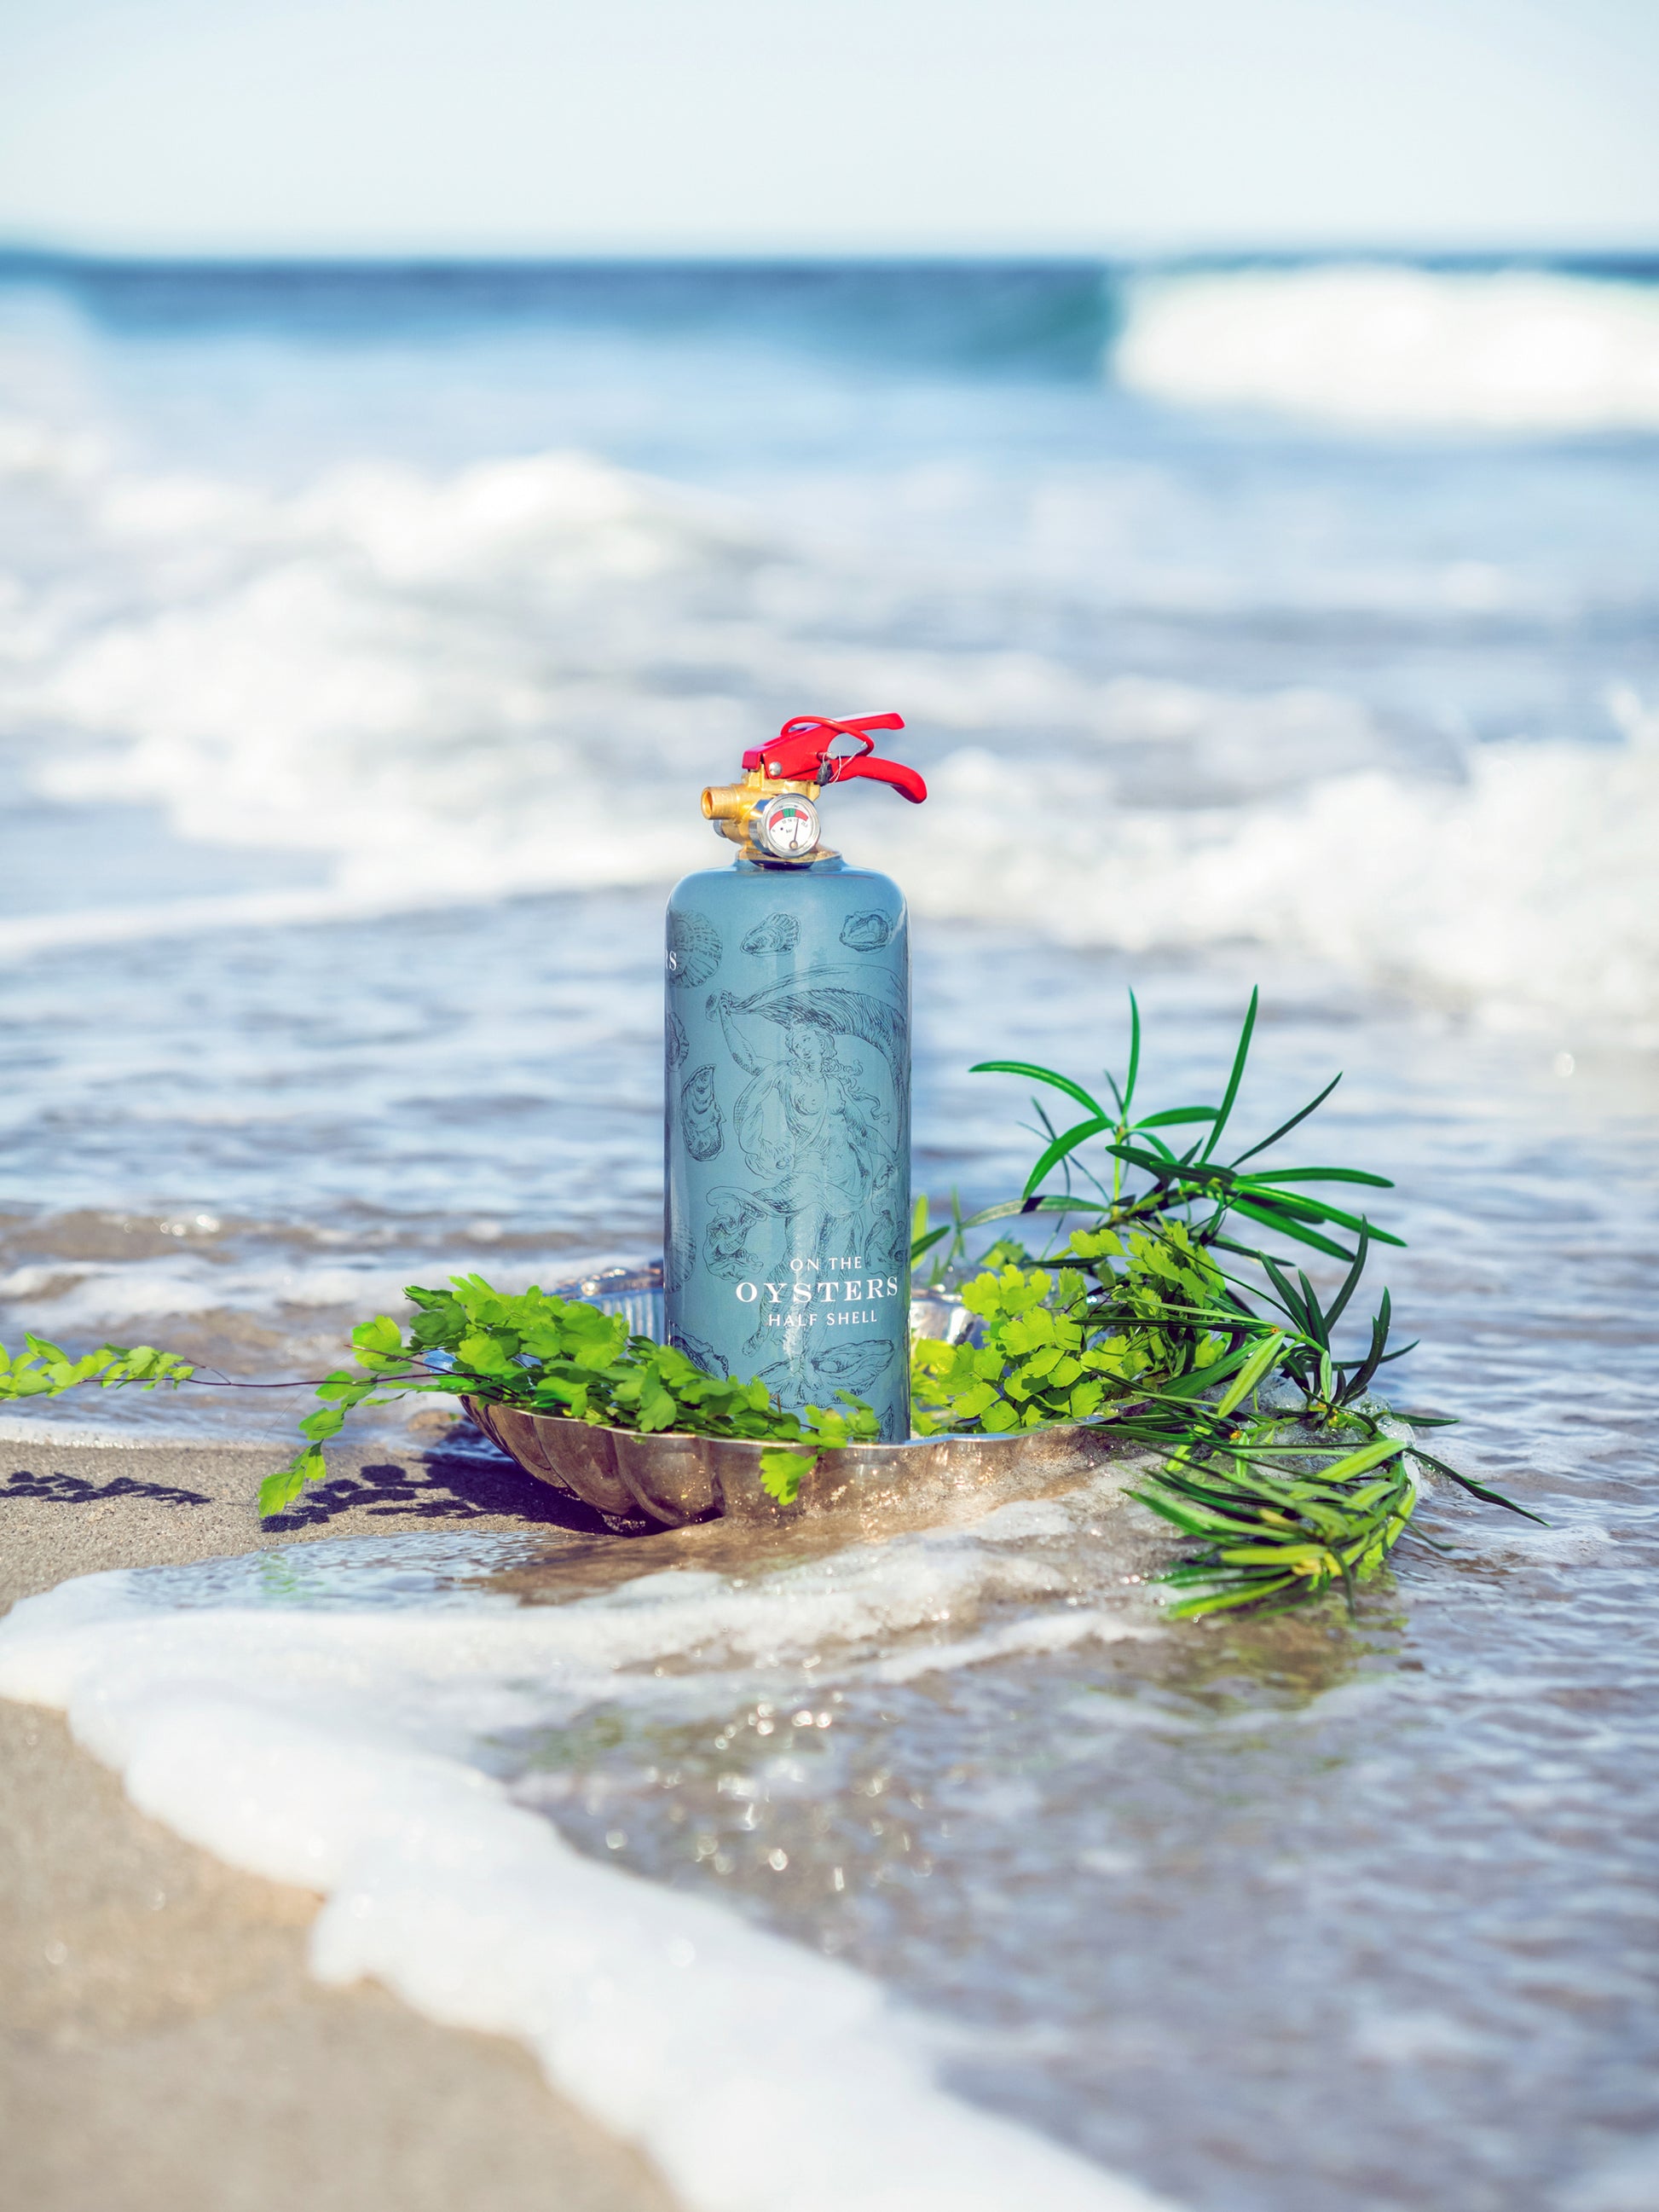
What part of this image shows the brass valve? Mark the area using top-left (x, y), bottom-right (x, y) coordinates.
top-left (702, 769), bottom-right (824, 861)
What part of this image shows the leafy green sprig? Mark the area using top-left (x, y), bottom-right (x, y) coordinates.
top-left (0, 1335), bottom-right (196, 1401)
top-left (257, 1273), bottom-right (877, 1516)
top-left (913, 1222), bottom-right (1232, 1435)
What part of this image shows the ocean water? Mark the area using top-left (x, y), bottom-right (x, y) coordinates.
top-left (2, 255), bottom-right (1658, 2210)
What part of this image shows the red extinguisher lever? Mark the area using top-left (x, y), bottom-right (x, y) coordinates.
top-left (743, 712), bottom-right (927, 802)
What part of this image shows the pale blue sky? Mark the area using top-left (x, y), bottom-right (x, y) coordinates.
top-left (1, 0), bottom-right (1656, 256)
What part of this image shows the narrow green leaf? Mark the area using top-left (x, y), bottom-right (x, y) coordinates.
top-left (1322, 1229), bottom-right (1373, 1335)
top-left (1152, 1342), bottom-right (1258, 1399)
top-left (1223, 1197), bottom-right (1356, 1261)
top-left (1409, 1449), bottom-right (1548, 1525)
top-left (960, 1195), bottom-right (1105, 1227)
top-left (1200, 988), bottom-right (1257, 1162)
top-left (1260, 1254), bottom-right (1313, 1334)
top-left (1237, 1166), bottom-right (1394, 1189)
top-left (1022, 1115), bottom-right (1113, 1200)
top-left (970, 1061), bottom-right (1107, 1121)
top-left (1246, 1192), bottom-right (1406, 1246)
top-left (1344, 1288), bottom-right (1393, 1401)
top-left (1297, 1269), bottom-right (1327, 1349)
top-left (1214, 1330), bottom-right (1286, 1418)
top-left (1228, 1071), bottom-right (1343, 1168)
top-left (1123, 990), bottom-right (1142, 1118)
top-left (1098, 1141), bottom-right (1182, 1180)
top-left (1136, 1106), bottom-right (1220, 1128)
top-left (1306, 1435), bottom-right (1408, 1484)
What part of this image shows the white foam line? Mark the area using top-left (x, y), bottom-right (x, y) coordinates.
top-left (0, 1416), bottom-right (234, 1449)
top-left (0, 1556), bottom-right (1175, 2212)
top-left (871, 1607), bottom-right (1138, 1682)
top-left (0, 854), bottom-right (687, 963)
top-left (0, 885), bottom-right (465, 963)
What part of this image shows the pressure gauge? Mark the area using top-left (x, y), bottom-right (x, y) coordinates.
top-left (753, 793), bottom-right (821, 860)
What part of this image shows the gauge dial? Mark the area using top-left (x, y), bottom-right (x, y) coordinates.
top-left (755, 795), bottom-right (821, 859)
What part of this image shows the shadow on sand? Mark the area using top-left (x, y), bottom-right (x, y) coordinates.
top-left (1, 1468), bottom-right (214, 1508)
top-left (259, 1433), bottom-right (625, 1537)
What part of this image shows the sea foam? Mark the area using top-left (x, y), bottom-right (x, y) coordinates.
top-left (0, 1507), bottom-right (1167, 2212)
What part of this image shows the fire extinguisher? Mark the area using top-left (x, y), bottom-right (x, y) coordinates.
top-left (664, 712), bottom-right (928, 1441)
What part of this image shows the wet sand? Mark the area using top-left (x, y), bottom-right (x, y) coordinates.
top-left (0, 1430), bottom-right (679, 2212)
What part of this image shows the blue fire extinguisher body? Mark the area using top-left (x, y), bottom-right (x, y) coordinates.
top-left (663, 854), bottom-right (911, 1440)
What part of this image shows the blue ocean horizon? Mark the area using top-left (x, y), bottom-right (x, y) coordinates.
top-left (3, 243), bottom-right (1656, 367)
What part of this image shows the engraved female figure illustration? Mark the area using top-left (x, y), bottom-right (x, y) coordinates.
top-left (712, 982), bottom-right (900, 1258)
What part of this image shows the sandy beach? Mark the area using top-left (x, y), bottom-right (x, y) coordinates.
top-left (0, 1430), bottom-right (677, 2212)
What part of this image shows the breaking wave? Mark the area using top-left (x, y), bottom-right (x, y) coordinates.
top-left (892, 692), bottom-right (1659, 1034)
top-left (1115, 264), bottom-right (1659, 431)
top-left (2, 315), bottom-right (1656, 1033)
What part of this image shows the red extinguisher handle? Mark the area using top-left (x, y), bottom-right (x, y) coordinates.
top-left (823, 753), bottom-right (928, 803)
